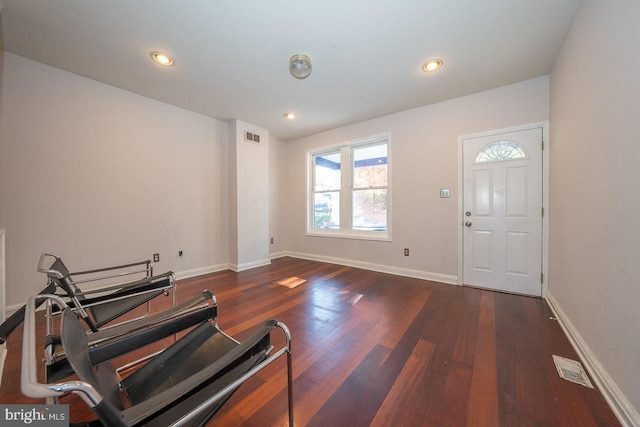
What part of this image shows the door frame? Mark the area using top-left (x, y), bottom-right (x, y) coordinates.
top-left (457, 121), bottom-right (550, 296)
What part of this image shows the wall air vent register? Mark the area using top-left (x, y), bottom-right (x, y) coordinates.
top-left (245, 131), bottom-right (261, 143)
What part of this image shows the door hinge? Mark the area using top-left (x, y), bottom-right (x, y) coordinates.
top-left (541, 273), bottom-right (544, 283)
top-left (541, 207), bottom-right (544, 217)
top-left (542, 140), bottom-right (545, 151)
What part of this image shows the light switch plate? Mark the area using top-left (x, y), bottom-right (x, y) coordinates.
top-left (440, 188), bottom-right (450, 198)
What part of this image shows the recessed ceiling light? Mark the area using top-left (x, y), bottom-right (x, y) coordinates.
top-left (422, 59), bottom-right (443, 72)
top-left (284, 112), bottom-right (297, 120)
top-left (151, 52), bottom-right (174, 66)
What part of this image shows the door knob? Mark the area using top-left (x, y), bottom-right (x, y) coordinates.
top-left (465, 221), bottom-right (472, 227)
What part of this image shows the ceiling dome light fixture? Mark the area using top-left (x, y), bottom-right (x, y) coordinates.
top-left (422, 59), bottom-right (443, 72)
top-left (151, 52), bottom-right (174, 66)
top-left (289, 54), bottom-right (312, 79)
top-left (284, 112), bottom-right (297, 120)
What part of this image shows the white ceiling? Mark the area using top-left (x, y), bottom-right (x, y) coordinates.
top-left (0, 0), bottom-right (582, 141)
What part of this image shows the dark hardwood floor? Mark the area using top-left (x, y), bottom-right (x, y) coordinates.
top-left (0, 257), bottom-right (620, 426)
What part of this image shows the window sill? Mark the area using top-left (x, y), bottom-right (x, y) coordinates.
top-left (305, 229), bottom-right (391, 242)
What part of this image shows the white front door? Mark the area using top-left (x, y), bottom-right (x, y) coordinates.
top-left (462, 127), bottom-right (543, 296)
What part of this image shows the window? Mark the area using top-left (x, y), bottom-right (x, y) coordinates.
top-left (475, 140), bottom-right (527, 163)
top-left (312, 151), bottom-right (341, 230)
top-left (308, 134), bottom-right (390, 240)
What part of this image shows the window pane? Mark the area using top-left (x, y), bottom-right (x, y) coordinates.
top-left (353, 189), bottom-right (387, 231)
top-left (475, 140), bottom-right (526, 163)
top-left (353, 144), bottom-right (387, 189)
top-left (314, 192), bottom-right (340, 229)
top-left (314, 152), bottom-right (341, 191)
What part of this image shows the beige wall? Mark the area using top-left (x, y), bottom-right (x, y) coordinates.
top-left (281, 76), bottom-right (549, 281)
top-left (0, 53), bottom-right (230, 306)
top-left (549, 0), bottom-right (640, 416)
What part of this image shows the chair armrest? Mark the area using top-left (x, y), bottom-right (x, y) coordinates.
top-left (38, 252), bottom-right (153, 286)
top-left (69, 258), bottom-right (152, 284)
top-left (37, 253), bottom-right (66, 279)
top-left (72, 271), bottom-right (175, 301)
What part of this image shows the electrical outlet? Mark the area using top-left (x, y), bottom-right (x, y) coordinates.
top-left (153, 253), bottom-right (160, 262)
top-left (404, 248), bottom-right (410, 256)
top-left (178, 250), bottom-right (183, 257)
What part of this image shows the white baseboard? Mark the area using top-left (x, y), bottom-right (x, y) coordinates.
top-left (546, 291), bottom-right (640, 427)
top-left (228, 258), bottom-right (271, 273)
top-left (175, 263), bottom-right (229, 280)
top-left (269, 251), bottom-right (288, 260)
top-left (282, 251), bottom-right (458, 285)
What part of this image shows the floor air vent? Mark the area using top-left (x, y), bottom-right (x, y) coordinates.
top-left (552, 355), bottom-right (593, 388)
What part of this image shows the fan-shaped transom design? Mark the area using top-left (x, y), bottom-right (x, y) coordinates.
top-left (475, 140), bottom-right (527, 163)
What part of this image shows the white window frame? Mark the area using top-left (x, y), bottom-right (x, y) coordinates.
top-left (306, 133), bottom-right (391, 241)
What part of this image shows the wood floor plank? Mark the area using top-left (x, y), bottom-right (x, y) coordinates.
top-left (420, 288), bottom-right (480, 427)
top-left (451, 288), bottom-right (482, 365)
top-left (291, 324), bottom-right (391, 426)
top-left (370, 338), bottom-right (437, 426)
top-left (307, 343), bottom-right (395, 427)
top-left (466, 291), bottom-right (499, 427)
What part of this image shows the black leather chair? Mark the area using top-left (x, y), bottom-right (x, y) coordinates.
top-left (21, 294), bottom-right (294, 426)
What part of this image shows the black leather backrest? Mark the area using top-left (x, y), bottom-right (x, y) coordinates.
top-left (60, 308), bottom-right (122, 411)
top-left (60, 308), bottom-right (100, 388)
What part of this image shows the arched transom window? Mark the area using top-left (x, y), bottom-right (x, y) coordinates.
top-left (475, 140), bottom-right (527, 163)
